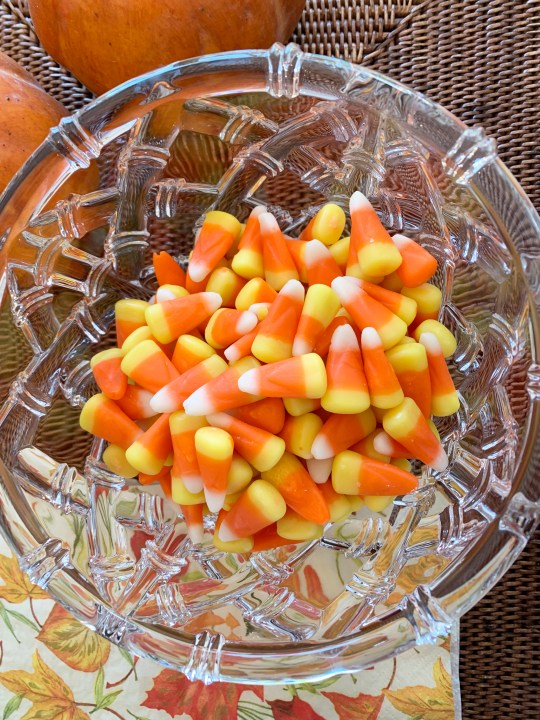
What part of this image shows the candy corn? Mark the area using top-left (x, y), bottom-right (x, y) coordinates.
top-left (332, 451), bottom-right (418, 495)
top-left (304, 239), bottom-right (342, 286)
top-left (299, 203), bottom-right (346, 245)
top-left (213, 510), bottom-right (254, 553)
top-left (311, 408), bottom-right (376, 459)
top-left (218, 479), bottom-right (286, 542)
top-left (413, 319), bottom-right (457, 358)
top-left (259, 212), bottom-right (298, 290)
top-left (252, 524), bottom-right (297, 551)
top-left (102, 444), bottom-right (138, 478)
top-left (226, 455), bottom-right (254, 495)
top-left (121, 339), bottom-right (179, 393)
top-left (402, 283), bottom-right (442, 326)
top-left (284, 238), bottom-right (308, 283)
top-left (372, 431), bottom-right (411, 459)
top-left (229, 397), bottom-right (285, 435)
top-left (189, 210), bottom-right (241, 283)
top-left (251, 279), bottom-right (304, 363)
top-left (155, 284), bottom-right (189, 302)
top-left (350, 430), bottom-right (391, 463)
top-left (171, 477), bottom-right (205, 505)
top-left (357, 279), bottom-right (417, 326)
top-left (313, 316), bottom-right (350, 357)
top-left (205, 308), bottom-right (258, 349)
top-left (195, 426), bottom-right (234, 512)
top-left (419, 332), bottom-right (460, 417)
top-left (80, 394), bottom-right (142, 449)
top-left (276, 510), bottom-right (324, 541)
top-left (150, 354), bottom-right (228, 414)
top-left (183, 356), bottom-right (261, 416)
top-left (385, 341), bottom-right (432, 417)
top-left (319, 482), bottom-right (351, 522)
top-left (91, 348), bottom-right (127, 400)
top-left (126, 412), bottom-right (173, 475)
top-left (205, 266), bottom-right (246, 307)
top-left (332, 276), bottom-right (406, 349)
top-left (153, 251), bottom-right (186, 288)
top-left (292, 284), bottom-right (340, 356)
top-left (392, 234), bottom-right (438, 287)
top-left (329, 235), bottom-right (349, 268)
top-left (238, 353), bottom-right (327, 399)
top-left (321, 324), bottom-right (370, 414)
top-left (361, 328), bottom-right (404, 409)
top-left (223, 328), bottom-right (258, 363)
top-left (231, 205), bottom-right (265, 279)
top-left (115, 299), bottom-right (149, 346)
top-left (138, 465), bottom-right (170, 486)
top-left (207, 412), bottom-right (285, 472)
top-left (305, 457), bottom-right (333, 484)
top-left (181, 503), bottom-right (204, 544)
top-left (170, 412), bottom-right (206, 494)
top-left (279, 412), bottom-right (323, 459)
top-left (283, 397), bottom-right (321, 417)
top-left (261, 452), bottom-right (330, 524)
top-left (116, 385), bottom-right (156, 420)
top-left (349, 191), bottom-right (403, 276)
top-left (383, 397), bottom-right (449, 471)
top-left (145, 292), bottom-right (222, 344)
top-left (171, 334), bottom-right (216, 374)
top-left (235, 277), bottom-right (278, 310)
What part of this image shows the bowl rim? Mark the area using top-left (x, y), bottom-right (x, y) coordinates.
top-left (0, 43), bottom-right (539, 683)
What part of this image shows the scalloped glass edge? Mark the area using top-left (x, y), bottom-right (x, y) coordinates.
top-left (0, 43), bottom-right (538, 684)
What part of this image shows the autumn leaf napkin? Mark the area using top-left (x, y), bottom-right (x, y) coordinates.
top-left (0, 537), bottom-right (459, 720)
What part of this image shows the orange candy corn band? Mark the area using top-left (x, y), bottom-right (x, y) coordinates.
top-left (153, 251), bottom-right (186, 288)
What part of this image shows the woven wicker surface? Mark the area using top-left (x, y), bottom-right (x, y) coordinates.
top-left (0, 0), bottom-right (539, 715)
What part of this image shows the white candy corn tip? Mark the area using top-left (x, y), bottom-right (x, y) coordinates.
top-left (311, 434), bottom-right (334, 460)
top-left (361, 327), bottom-right (383, 350)
top-left (306, 457), bottom-right (333, 484)
top-left (432, 446), bottom-right (449, 473)
top-left (203, 292), bottom-right (224, 313)
top-left (150, 386), bottom-right (179, 414)
top-left (304, 239), bottom-right (330, 266)
top-left (205, 412), bottom-right (230, 429)
top-left (350, 190), bottom-right (371, 213)
top-left (186, 523), bottom-right (204, 545)
top-left (181, 474), bottom-right (204, 494)
top-left (280, 278), bottom-right (305, 302)
top-left (224, 344), bottom-right (242, 363)
top-left (237, 368), bottom-right (259, 395)
top-left (187, 260), bottom-right (208, 283)
top-left (331, 275), bottom-right (359, 304)
top-left (373, 431), bottom-right (394, 456)
top-left (292, 337), bottom-right (312, 357)
top-left (419, 332), bottom-right (442, 356)
top-left (330, 323), bottom-right (359, 351)
top-left (183, 386), bottom-right (213, 416)
top-left (156, 287), bottom-right (177, 302)
top-left (237, 311), bottom-right (258, 334)
top-left (148, 295), bottom-right (157, 305)
top-left (249, 302), bottom-right (270, 319)
top-left (204, 488), bottom-right (226, 514)
top-left (250, 205), bottom-right (267, 218)
top-left (258, 212), bottom-right (280, 234)
top-left (391, 233), bottom-right (413, 249)
top-left (218, 520), bottom-right (238, 543)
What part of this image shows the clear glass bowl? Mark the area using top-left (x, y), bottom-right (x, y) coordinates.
top-left (0, 43), bottom-right (539, 684)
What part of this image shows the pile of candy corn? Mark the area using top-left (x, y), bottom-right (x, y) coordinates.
top-left (80, 191), bottom-right (460, 553)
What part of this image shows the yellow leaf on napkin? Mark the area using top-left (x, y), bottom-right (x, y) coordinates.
top-left (383, 657), bottom-right (454, 719)
top-left (0, 554), bottom-right (49, 603)
top-left (0, 650), bottom-right (91, 720)
top-left (37, 604), bottom-right (111, 672)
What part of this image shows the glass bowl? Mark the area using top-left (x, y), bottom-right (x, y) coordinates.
top-left (0, 43), bottom-right (539, 684)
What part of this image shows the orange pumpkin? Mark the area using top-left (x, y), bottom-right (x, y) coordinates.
top-left (28, 0), bottom-right (306, 96)
top-left (0, 51), bottom-right (68, 195)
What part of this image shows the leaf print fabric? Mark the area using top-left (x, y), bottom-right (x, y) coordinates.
top-left (0, 541), bottom-right (459, 720)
